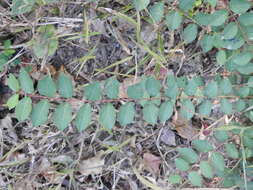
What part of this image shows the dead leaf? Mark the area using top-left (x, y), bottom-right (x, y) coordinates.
top-left (172, 111), bottom-right (198, 140)
top-left (159, 128), bottom-right (176, 146)
top-left (79, 151), bottom-right (104, 176)
top-left (143, 152), bottom-right (161, 174)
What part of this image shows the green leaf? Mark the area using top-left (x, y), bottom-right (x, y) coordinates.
top-left (165, 11), bottom-right (182, 30)
top-left (33, 25), bottom-right (58, 58)
top-left (99, 103), bottom-right (116, 130)
top-left (180, 99), bottom-right (195, 120)
top-left (214, 131), bottom-right (229, 142)
top-left (38, 75), bottom-right (57, 97)
top-left (58, 72), bottom-right (73, 98)
top-left (221, 99), bottom-right (232, 115)
top-left (198, 100), bottom-right (212, 116)
top-left (183, 24), bottom-right (198, 44)
top-left (211, 152), bottom-right (225, 171)
top-left (132, 0), bottom-right (150, 11)
top-left (188, 171), bottom-right (202, 187)
top-left (220, 78), bottom-right (232, 95)
top-left (230, 0), bottom-right (251, 14)
top-left (185, 78), bottom-right (198, 96)
top-left (216, 50), bottom-right (226, 65)
top-left (237, 63), bottom-right (253, 74)
top-left (194, 13), bottom-right (211, 26)
top-left (178, 148), bottom-right (198, 164)
top-left (149, 2), bottom-right (164, 23)
top-left (231, 51), bottom-right (252, 66)
top-left (192, 140), bottom-right (213, 153)
top-left (53, 102), bottom-right (72, 131)
top-left (118, 102), bottom-right (135, 126)
top-left (31, 100), bottom-right (50, 127)
top-left (200, 34), bottom-right (214, 53)
top-left (225, 143), bottom-right (239, 159)
top-left (222, 22), bottom-right (238, 40)
top-left (11, 0), bottom-right (35, 15)
top-left (127, 83), bottom-right (144, 99)
top-left (165, 75), bottom-right (179, 100)
top-left (209, 10), bottom-right (228, 26)
top-left (7, 74), bottom-right (20, 92)
top-left (143, 103), bottom-right (159, 125)
top-left (175, 158), bottom-right (190, 171)
top-left (221, 36), bottom-right (245, 50)
top-left (179, 0), bottom-right (195, 11)
top-left (104, 77), bottom-right (119, 99)
top-left (204, 81), bottom-right (218, 98)
top-left (248, 76), bottom-right (253, 88)
top-left (244, 26), bottom-right (253, 40)
top-left (145, 76), bottom-right (161, 97)
top-left (235, 99), bottom-right (246, 112)
top-left (19, 68), bottom-right (34, 94)
top-left (158, 101), bottom-right (173, 123)
top-left (168, 174), bottom-right (182, 184)
top-left (200, 161), bottom-right (213, 179)
top-left (6, 94), bottom-right (19, 110)
top-left (204, 0), bottom-right (217, 7)
top-left (236, 86), bottom-right (250, 98)
top-left (84, 81), bottom-right (102, 101)
top-left (15, 97), bottom-right (32, 122)
top-left (239, 13), bottom-right (253, 26)
top-left (74, 104), bottom-right (91, 132)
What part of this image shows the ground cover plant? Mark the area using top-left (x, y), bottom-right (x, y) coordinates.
top-left (0, 0), bottom-right (253, 189)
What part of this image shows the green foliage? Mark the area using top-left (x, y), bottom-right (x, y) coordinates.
top-left (53, 102), bottom-right (72, 131)
top-left (188, 171), bottom-right (202, 187)
top-left (84, 81), bottom-right (102, 101)
top-left (229, 0), bottom-right (251, 14)
top-left (180, 99), bottom-right (195, 120)
top-left (149, 2), bottom-right (164, 23)
top-left (225, 143), bottom-right (239, 159)
top-left (132, 0), bottom-right (150, 11)
top-left (15, 97), bottom-right (32, 122)
top-left (204, 81), bottom-right (218, 98)
top-left (183, 24), bottom-right (198, 44)
top-left (143, 103), bottom-right (159, 125)
top-left (74, 104), bottom-right (92, 132)
top-left (7, 74), bottom-right (20, 92)
top-left (127, 82), bottom-right (144, 99)
top-left (31, 100), bottom-right (50, 127)
top-left (118, 102), bottom-right (135, 126)
top-left (38, 75), bottom-right (57, 97)
top-left (168, 174), bottom-right (182, 184)
top-left (179, 0), bottom-right (195, 11)
top-left (58, 72), bottom-right (73, 98)
top-left (198, 100), bottom-right (212, 117)
top-left (211, 152), bottom-right (225, 172)
top-left (99, 103), bottom-right (116, 130)
top-left (145, 76), bottom-right (161, 97)
top-left (19, 68), bottom-right (34, 94)
top-left (165, 11), bottom-right (182, 30)
top-left (158, 101), bottom-right (173, 123)
top-left (6, 94), bottom-right (19, 110)
top-left (104, 77), bottom-right (119, 99)
top-left (11, 0), bottom-right (35, 15)
top-left (192, 140), bottom-right (213, 153)
top-left (32, 25), bottom-right (58, 58)
top-left (200, 161), bottom-right (213, 179)
top-left (175, 158), bottom-right (190, 171)
top-left (177, 148), bottom-right (198, 164)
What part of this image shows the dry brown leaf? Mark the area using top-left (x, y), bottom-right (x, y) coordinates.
top-left (79, 151), bottom-right (105, 176)
top-left (143, 152), bottom-right (161, 174)
top-left (172, 111), bottom-right (198, 140)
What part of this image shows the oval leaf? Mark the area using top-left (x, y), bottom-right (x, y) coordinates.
top-left (15, 96), bottom-right (32, 122)
top-left (57, 72), bottom-right (73, 98)
top-left (118, 102), bottom-right (135, 126)
top-left (165, 11), bottom-right (182, 30)
top-left (200, 161), bottom-right (213, 179)
top-left (180, 99), bottom-right (195, 120)
top-left (74, 104), bottom-right (92, 132)
top-left (84, 81), bottom-right (102, 101)
top-left (19, 68), bottom-right (34, 94)
top-left (211, 152), bottom-right (225, 171)
top-left (7, 74), bottom-right (20, 92)
top-left (175, 158), bottom-right (190, 171)
top-left (145, 76), bottom-right (161, 97)
top-left (7, 94), bottom-right (19, 110)
top-left (158, 101), bottom-right (174, 123)
top-left (192, 140), bottom-right (213, 153)
top-left (99, 103), bottom-right (116, 130)
top-left (177, 148), bottom-right (198, 164)
top-left (104, 77), bottom-right (119, 99)
top-left (183, 24), bottom-right (198, 44)
top-left (53, 102), bottom-right (72, 130)
top-left (132, 0), bottom-right (150, 11)
top-left (38, 75), bottom-right (57, 97)
top-left (31, 100), bottom-right (50, 127)
top-left (188, 171), bottom-right (202, 187)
